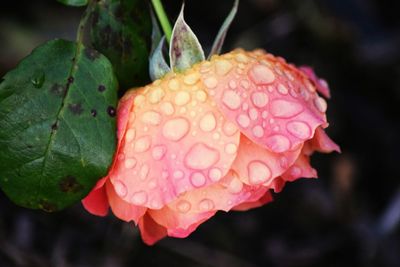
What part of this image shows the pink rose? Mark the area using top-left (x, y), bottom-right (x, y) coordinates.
top-left (82, 49), bottom-right (340, 245)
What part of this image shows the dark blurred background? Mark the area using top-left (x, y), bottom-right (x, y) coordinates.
top-left (1, 0), bottom-right (400, 266)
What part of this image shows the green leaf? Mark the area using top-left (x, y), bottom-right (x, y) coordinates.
top-left (91, 0), bottom-right (152, 90)
top-left (0, 39), bottom-right (118, 212)
top-left (169, 4), bottom-right (205, 72)
top-left (208, 0), bottom-right (239, 58)
top-left (57, 0), bottom-right (88, 7)
top-left (149, 37), bottom-right (171, 81)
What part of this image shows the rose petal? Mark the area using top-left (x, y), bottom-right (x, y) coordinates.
top-left (299, 66), bottom-right (331, 98)
top-left (138, 213), bottom-right (168, 245)
top-left (200, 49), bottom-right (326, 153)
top-left (232, 191), bottom-right (273, 211)
top-left (304, 127), bottom-right (341, 155)
top-left (81, 177), bottom-right (109, 216)
top-left (106, 181), bottom-right (147, 224)
top-left (272, 154), bottom-right (318, 192)
top-left (231, 134), bottom-right (302, 186)
top-left (110, 72), bottom-right (240, 209)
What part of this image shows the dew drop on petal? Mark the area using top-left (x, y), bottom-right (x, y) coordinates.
top-left (228, 176), bottom-right (243, 194)
top-left (190, 172), bottom-right (207, 187)
top-left (251, 92), bottom-right (269, 108)
top-left (314, 96), bottom-right (327, 113)
top-left (131, 191), bottom-right (148, 205)
top-left (204, 76), bottom-right (218, 89)
top-left (265, 134), bottom-right (291, 153)
top-left (215, 59), bottom-right (232, 76)
top-left (177, 200), bottom-right (191, 213)
top-left (249, 65), bottom-right (275, 85)
top-left (223, 121), bottom-right (239, 136)
top-left (199, 112), bottom-right (217, 132)
top-left (252, 125), bottom-right (264, 138)
top-left (249, 108), bottom-right (258, 120)
top-left (184, 143), bottom-right (220, 170)
top-left (277, 84), bottom-right (288, 95)
top-left (152, 145), bottom-right (167, 160)
top-left (125, 128), bottom-right (136, 142)
top-left (184, 72), bottom-right (200, 85)
top-left (196, 90), bottom-right (207, 102)
top-left (247, 161), bottom-right (272, 185)
top-left (124, 157), bottom-right (137, 169)
top-left (222, 90), bottom-right (241, 110)
top-left (139, 164), bottom-right (150, 180)
top-left (290, 166), bottom-right (302, 177)
top-left (162, 118), bottom-right (190, 141)
top-left (134, 136), bottom-right (151, 152)
top-left (270, 99), bottom-right (303, 118)
top-left (208, 168), bottom-right (222, 182)
top-left (198, 199), bottom-right (215, 211)
top-left (114, 180), bottom-right (127, 197)
top-left (175, 91), bottom-right (191, 106)
top-left (149, 88), bottom-right (165, 104)
top-left (236, 114), bottom-right (250, 128)
top-left (173, 170), bottom-right (184, 179)
top-left (225, 143), bottom-right (238, 154)
top-left (168, 78), bottom-right (180, 91)
top-left (286, 121), bottom-right (311, 140)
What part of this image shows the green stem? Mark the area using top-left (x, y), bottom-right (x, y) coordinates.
top-left (76, 0), bottom-right (96, 44)
top-left (151, 0), bottom-right (172, 43)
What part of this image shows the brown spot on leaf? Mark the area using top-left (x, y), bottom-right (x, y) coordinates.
top-left (98, 85), bottom-right (106, 92)
top-left (67, 76), bottom-right (74, 84)
top-left (68, 103), bottom-right (83, 115)
top-left (39, 200), bottom-right (58, 212)
top-left (51, 122), bottom-right (58, 131)
top-left (59, 176), bottom-right (83, 193)
top-left (50, 83), bottom-right (66, 96)
top-left (91, 109), bottom-right (97, 117)
top-left (107, 106), bottom-right (116, 117)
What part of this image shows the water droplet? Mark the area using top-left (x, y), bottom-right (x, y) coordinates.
top-left (215, 59), bottom-right (232, 76)
top-left (265, 134), bottom-right (291, 153)
top-left (152, 145), bottom-right (167, 160)
top-left (134, 136), bottom-right (151, 152)
top-left (184, 143), bottom-right (220, 170)
top-left (184, 72), bottom-right (200, 85)
top-left (249, 65), bottom-right (275, 85)
top-left (160, 102), bottom-right (175, 115)
top-left (204, 76), bottom-right (218, 89)
top-left (222, 90), bottom-right (241, 110)
top-left (148, 180), bottom-right (157, 189)
top-left (126, 129), bottom-right (136, 142)
top-left (209, 168), bottom-right (222, 182)
top-left (252, 125), bottom-right (264, 138)
top-left (277, 84), bottom-right (288, 95)
top-left (223, 143), bottom-right (237, 155)
top-left (290, 166), bottom-right (302, 177)
top-left (149, 88), bottom-right (165, 104)
top-left (248, 161), bottom-right (272, 185)
top-left (236, 114), bottom-right (250, 128)
top-left (162, 117), bottom-right (190, 141)
top-left (124, 158), bottom-right (137, 169)
top-left (240, 79), bottom-right (250, 89)
top-left (228, 176), bottom-right (243, 194)
top-left (131, 191), bottom-right (148, 205)
top-left (31, 71), bottom-right (45, 88)
top-left (223, 121), bottom-right (238, 136)
top-left (168, 79), bottom-right (180, 91)
top-left (270, 99), bottom-right (303, 118)
top-left (235, 53), bottom-right (248, 63)
top-left (199, 112), bottom-right (217, 132)
top-left (251, 92), bottom-right (269, 108)
top-left (198, 198), bottom-right (215, 211)
top-left (177, 200), bottom-right (191, 213)
top-left (249, 108), bottom-right (258, 120)
top-left (314, 96), bottom-right (327, 113)
top-left (286, 121), bottom-right (311, 140)
top-left (140, 164), bottom-right (149, 180)
top-left (114, 180), bottom-right (127, 197)
top-left (190, 172), bottom-right (206, 187)
top-left (174, 91), bottom-right (191, 106)
top-left (141, 111), bottom-right (162, 125)
top-left (196, 90), bottom-right (207, 102)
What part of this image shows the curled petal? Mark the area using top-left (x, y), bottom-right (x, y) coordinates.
top-left (299, 66), bottom-right (331, 98)
top-left (138, 213), bottom-right (168, 245)
top-left (106, 181), bottom-right (147, 224)
top-left (231, 134), bottom-right (302, 186)
top-left (82, 177), bottom-right (109, 216)
top-left (200, 50), bottom-right (326, 154)
top-left (109, 72), bottom-right (240, 209)
top-left (304, 126), bottom-right (341, 155)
